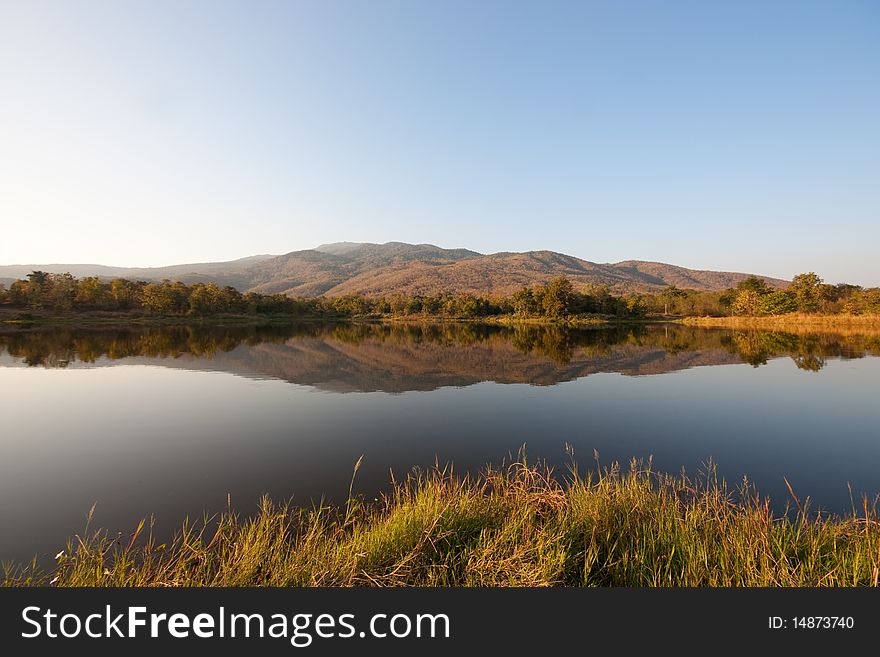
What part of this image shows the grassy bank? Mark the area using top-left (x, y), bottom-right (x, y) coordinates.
top-left (682, 314), bottom-right (880, 332)
top-left (4, 458), bottom-right (879, 587)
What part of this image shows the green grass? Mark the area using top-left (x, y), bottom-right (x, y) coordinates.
top-left (4, 457), bottom-right (879, 587)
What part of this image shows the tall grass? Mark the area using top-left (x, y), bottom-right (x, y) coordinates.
top-left (4, 457), bottom-right (880, 587)
top-left (682, 314), bottom-right (880, 333)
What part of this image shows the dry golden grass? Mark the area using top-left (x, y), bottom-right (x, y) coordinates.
top-left (682, 314), bottom-right (880, 335)
top-left (4, 457), bottom-right (879, 588)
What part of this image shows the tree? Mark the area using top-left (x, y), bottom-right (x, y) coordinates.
top-left (389, 295), bottom-right (407, 315)
top-left (732, 289), bottom-right (762, 316)
top-left (26, 271), bottom-right (50, 287)
top-left (46, 273), bottom-right (78, 311)
top-left (659, 284), bottom-right (685, 315)
top-left (542, 277), bottom-right (573, 317)
top-left (189, 283), bottom-right (225, 315)
top-left (789, 272), bottom-right (823, 312)
top-left (582, 283), bottom-right (613, 314)
top-left (110, 278), bottom-right (146, 310)
top-left (455, 293), bottom-right (485, 317)
top-left (736, 276), bottom-right (771, 296)
top-left (332, 294), bottom-right (370, 316)
top-left (8, 280), bottom-right (31, 306)
top-left (759, 291), bottom-right (797, 315)
top-left (8, 271), bottom-right (50, 308)
top-left (11, 271), bottom-right (79, 310)
top-left (142, 281), bottom-right (189, 315)
top-left (842, 288), bottom-right (880, 315)
top-left (219, 286), bottom-right (244, 313)
top-left (75, 277), bottom-right (108, 308)
top-left (623, 295), bottom-right (646, 317)
top-left (511, 287), bottom-right (538, 316)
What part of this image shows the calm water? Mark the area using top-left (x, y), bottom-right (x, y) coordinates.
top-left (2, 322), bottom-right (879, 563)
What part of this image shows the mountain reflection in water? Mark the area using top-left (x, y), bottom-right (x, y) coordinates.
top-left (2, 322), bottom-right (879, 391)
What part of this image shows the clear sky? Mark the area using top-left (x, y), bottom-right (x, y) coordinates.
top-left (1, 1), bottom-right (878, 284)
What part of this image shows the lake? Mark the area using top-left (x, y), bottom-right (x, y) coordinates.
top-left (2, 322), bottom-right (879, 564)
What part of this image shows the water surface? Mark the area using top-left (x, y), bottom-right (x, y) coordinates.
top-left (2, 322), bottom-right (879, 563)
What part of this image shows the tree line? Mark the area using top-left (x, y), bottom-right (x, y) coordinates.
top-left (0, 272), bottom-right (327, 316)
top-left (723, 273), bottom-right (880, 316)
top-left (293, 273), bottom-right (880, 318)
top-left (1, 270), bottom-right (878, 319)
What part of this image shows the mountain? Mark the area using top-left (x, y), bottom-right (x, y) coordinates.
top-left (239, 242), bottom-right (787, 296)
top-left (0, 255), bottom-right (276, 290)
top-left (0, 242), bottom-right (787, 296)
top-left (245, 242), bottom-right (484, 296)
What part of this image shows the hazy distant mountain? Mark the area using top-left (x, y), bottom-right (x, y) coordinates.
top-left (0, 255), bottom-right (276, 289)
top-left (314, 242), bottom-right (373, 256)
top-left (0, 242), bottom-right (787, 296)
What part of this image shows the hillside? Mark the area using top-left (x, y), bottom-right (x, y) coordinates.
top-left (0, 242), bottom-right (787, 296)
top-left (0, 255), bottom-right (275, 290)
top-left (245, 242), bottom-right (482, 296)
top-left (243, 243), bottom-right (787, 296)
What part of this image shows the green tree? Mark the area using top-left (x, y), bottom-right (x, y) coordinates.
top-left (46, 273), bottom-right (78, 311)
top-left (582, 283), bottom-right (613, 314)
top-left (511, 287), bottom-right (538, 316)
top-left (332, 294), bottom-right (370, 316)
top-left (659, 284), bottom-right (685, 315)
top-left (372, 296), bottom-right (392, 314)
top-left (736, 276), bottom-right (771, 296)
top-left (843, 288), bottom-right (880, 315)
top-left (219, 286), bottom-right (244, 313)
top-left (624, 295), bottom-right (646, 317)
top-left (75, 277), bottom-right (108, 308)
top-left (759, 291), bottom-right (796, 315)
top-left (789, 272), bottom-right (823, 312)
top-left (389, 295), bottom-right (408, 315)
top-left (8, 280), bottom-right (31, 306)
top-left (142, 281), bottom-right (189, 315)
top-left (189, 283), bottom-right (225, 315)
top-left (404, 296), bottom-right (424, 315)
top-left (542, 277), bottom-right (573, 317)
top-left (732, 289), bottom-right (762, 315)
top-left (110, 278), bottom-right (145, 310)
top-left (10, 271), bottom-right (50, 308)
top-left (455, 293), bottom-right (483, 317)
top-left (26, 271), bottom-right (50, 287)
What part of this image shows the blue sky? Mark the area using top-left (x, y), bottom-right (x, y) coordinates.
top-left (1, 0), bottom-right (878, 284)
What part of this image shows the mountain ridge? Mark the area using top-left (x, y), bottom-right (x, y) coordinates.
top-left (0, 242), bottom-right (788, 296)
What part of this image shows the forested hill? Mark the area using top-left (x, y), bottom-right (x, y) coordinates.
top-left (0, 242), bottom-right (787, 296)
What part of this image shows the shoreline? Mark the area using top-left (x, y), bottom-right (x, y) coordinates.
top-left (0, 308), bottom-right (679, 329)
top-left (5, 308), bottom-right (880, 334)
